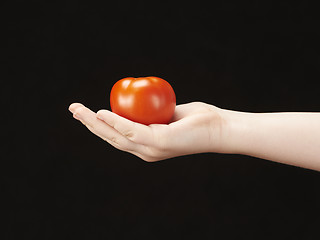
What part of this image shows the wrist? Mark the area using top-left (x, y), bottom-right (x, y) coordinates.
top-left (217, 108), bottom-right (254, 155)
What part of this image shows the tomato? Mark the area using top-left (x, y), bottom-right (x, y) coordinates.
top-left (110, 76), bottom-right (176, 125)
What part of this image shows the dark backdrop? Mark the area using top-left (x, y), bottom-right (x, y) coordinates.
top-left (2, 0), bottom-right (320, 239)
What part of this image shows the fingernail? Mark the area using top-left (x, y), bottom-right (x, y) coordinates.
top-left (68, 104), bottom-right (75, 113)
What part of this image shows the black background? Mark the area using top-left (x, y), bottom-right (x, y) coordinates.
top-left (2, 0), bottom-right (320, 239)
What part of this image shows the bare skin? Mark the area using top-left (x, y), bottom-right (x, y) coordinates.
top-left (69, 102), bottom-right (320, 171)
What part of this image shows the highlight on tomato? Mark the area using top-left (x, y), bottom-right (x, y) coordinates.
top-left (110, 76), bottom-right (176, 125)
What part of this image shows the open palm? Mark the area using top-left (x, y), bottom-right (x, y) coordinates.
top-left (69, 102), bottom-right (225, 161)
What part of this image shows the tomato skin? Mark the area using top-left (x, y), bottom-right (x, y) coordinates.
top-left (110, 76), bottom-right (176, 125)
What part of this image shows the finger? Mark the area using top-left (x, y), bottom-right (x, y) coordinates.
top-left (170, 103), bottom-right (194, 122)
top-left (84, 121), bottom-right (149, 160)
top-left (96, 110), bottom-right (153, 145)
top-left (69, 102), bottom-right (84, 114)
top-left (171, 102), bottom-right (209, 122)
top-left (72, 105), bottom-right (138, 152)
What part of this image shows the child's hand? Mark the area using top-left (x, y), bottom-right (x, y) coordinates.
top-left (69, 102), bottom-right (226, 162)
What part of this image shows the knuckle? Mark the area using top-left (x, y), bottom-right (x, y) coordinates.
top-left (114, 122), bottom-right (136, 141)
top-left (109, 136), bottom-right (130, 151)
top-left (110, 136), bottom-right (119, 145)
top-left (123, 130), bottom-right (135, 141)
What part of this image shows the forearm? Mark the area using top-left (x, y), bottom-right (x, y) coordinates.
top-left (220, 109), bottom-right (320, 171)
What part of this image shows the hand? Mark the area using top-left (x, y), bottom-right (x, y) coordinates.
top-left (68, 102), bottom-right (226, 162)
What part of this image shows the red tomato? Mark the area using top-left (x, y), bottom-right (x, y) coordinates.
top-left (110, 76), bottom-right (176, 125)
